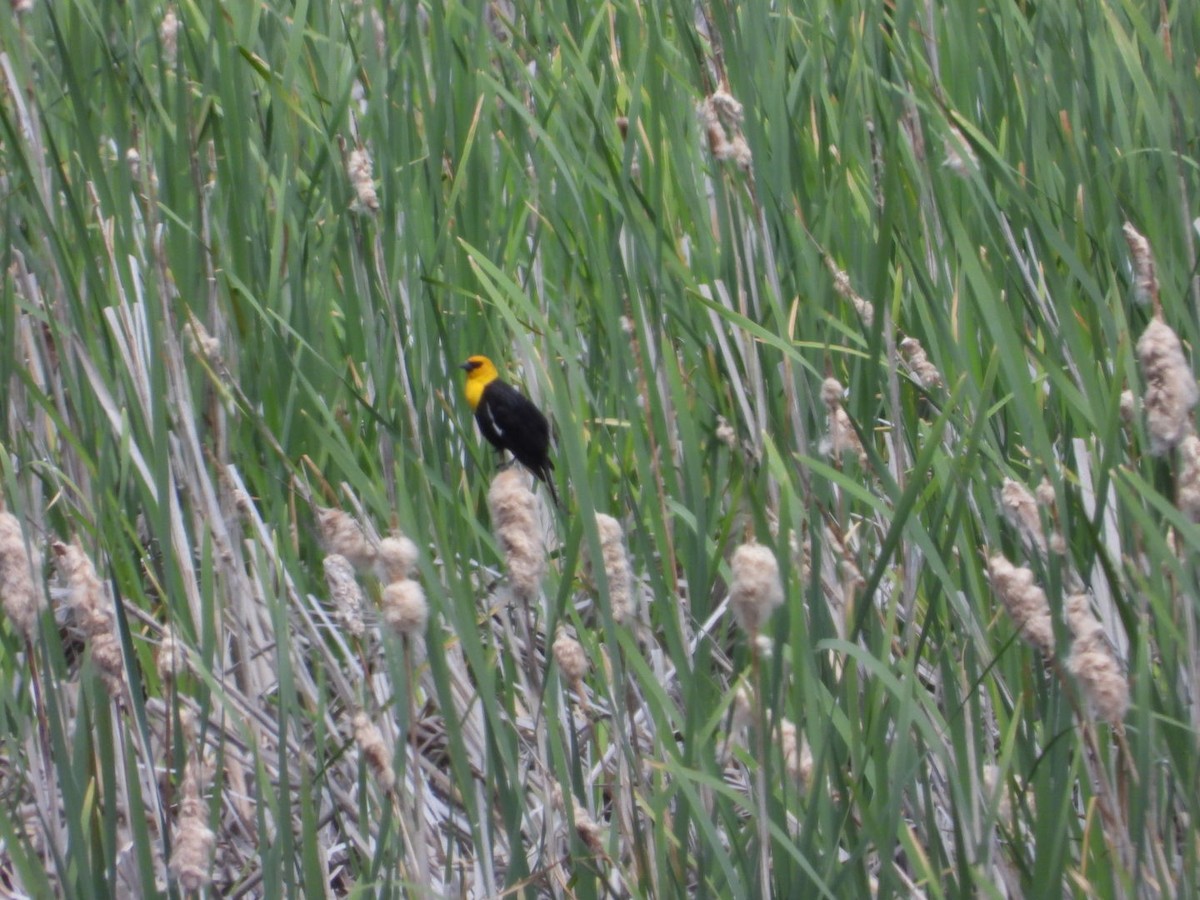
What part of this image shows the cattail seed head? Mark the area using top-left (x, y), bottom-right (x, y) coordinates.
top-left (352, 710), bottom-right (396, 794)
top-left (376, 535), bottom-right (419, 584)
top-left (1119, 389), bottom-right (1137, 424)
top-left (54, 541), bottom-right (125, 697)
top-left (715, 415), bottom-right (737, 448)
top-left (487, 469), bottom-right (545, 599)
top-left (1122, 222), bottom-right (1159, 305)
top-left (820, 378), bottom-right (867, 465)
top-left (779, 718), bottom-right (814, 788)
top-left (160, 8), bottom-right (180, 67)
top-left (593, 513), bottom-right (634, 624)
top-left (986, 554), bottom-right (1055, 656)
top-left (170, 759), bottom-right (215, 893)
top-left (899, 336), bottom-right (943, 389)
top-left (999, 478), bottom-right (1047, 555)
top-left (0, 511), bottom-right (44, 639)
top-left (315, 506), bottom-right (376, 571)
top-left (381, 579), bottom-right (428, 637)
top-left (729, 543), bottom-right (784, 635)
top-left (552, 629), bottom-right (589, 685)
top-left (825, 257), bottom-right (875, 326)
top-left (1065, 594), bottom-right (1129, 725)
top-left (323, 553), bottom-right (365, 638)
top-left (157, 626), bottom-right (187, 684)
top-left (1177, 434), bottom-right (1200, 522)
top-left (1137, 316), bottom-right (1198, 455)
top-left (346, 146), bottom-right (380, 213)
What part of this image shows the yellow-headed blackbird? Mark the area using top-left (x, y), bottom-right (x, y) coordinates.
top-left (461, 355), bottom-right (560, 508)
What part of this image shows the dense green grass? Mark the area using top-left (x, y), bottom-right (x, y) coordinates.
top-left (2, 0), bottom-right (1198, 896)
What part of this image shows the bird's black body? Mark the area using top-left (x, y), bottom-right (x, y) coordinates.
top-left (463, 357), bottom-right (560, 508)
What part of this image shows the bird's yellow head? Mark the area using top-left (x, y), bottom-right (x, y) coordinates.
top-left (460, 355), bottom-right (499, 410)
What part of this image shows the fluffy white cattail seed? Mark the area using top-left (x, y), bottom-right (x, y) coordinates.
top-left (0, 511), bottom-right (44, 638)
top-left (346, 146), bottom-right (380, 213)
top-left (376, 535), bottom-right (419, 584)
top-left (1137, 317), bottom-right (1198, 455)
top-left (315, 506), bottom-right (376, 571)
top-left (552, 629), bottom-right (589, 686)
top-left (1178, 434), bottom-right (1200, 522)
top-left (487, 469), bottom-right (545, 599)
top-left (54, 541), bottom-right (125, 697)
top-left (1065, 594), bottom-right (1129, 725)
top-left (323, 554), bottom-right (365, 638)
top-left (999, 478), bottom-right (1047, 555)
top-left (729, 543), bottom-right (784, 635)
top-left (987, 554), bottom-right (1055, 656)
top-left (594, 514), bottom-right (634, 624)
top-left (381, 579), bottom-right (428, 637)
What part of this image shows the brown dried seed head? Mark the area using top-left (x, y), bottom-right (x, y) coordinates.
top-left (157, 626), bottom-right (187, 684)
top-left (352, 710), bottom-right (396, 793)
top-left (986, 554), bottom-right (1055, 655)
top-left (381, 579), bottom-right (428, 637)
top-left (552, 630), bottom-right (589, 684)
top-left (315, 506), bottom-right (377, 570)
top-left (54, 541), bottom-right (125, 696)
top-left (898, 336), bottom-right (943, 389)
top-left (1122, 221), bottom-right (1159, 305)
top-left (1137, 316), bottom-right (1198, 455)
top-left (1119, 389), bottom-right (1137, 424)
top-left (323, 553), bottom-right (365, 638)
top-left (0, 511), bottom-right (44, 638)
top-left (999, 478), bottom-right (1047, 554)
top-left (821, 377), bottom-right (845, 410)
top-left (730, 543), bottom-right (784, 635)
top-left (1065, 594), bottom-right (1129, 725)
top-left (170, 760), bottom-right (215, 893)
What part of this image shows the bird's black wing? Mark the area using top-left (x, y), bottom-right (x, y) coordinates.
top-left (477, 380), bottom-right (552, 472)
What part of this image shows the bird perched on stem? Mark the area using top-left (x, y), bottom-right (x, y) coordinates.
top-left (461, 355), bottom-right (560, 509)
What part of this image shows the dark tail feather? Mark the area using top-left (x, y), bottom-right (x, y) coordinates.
top-left (538, 466), bottom-right (562, 510)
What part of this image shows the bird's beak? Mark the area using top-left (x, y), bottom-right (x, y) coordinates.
top-left (458, 361), bottom-right (471, 371)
